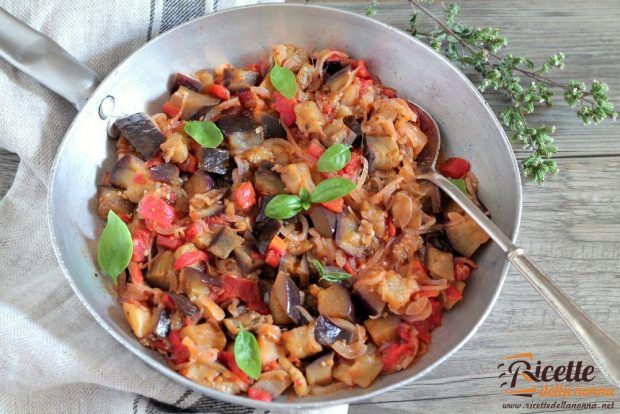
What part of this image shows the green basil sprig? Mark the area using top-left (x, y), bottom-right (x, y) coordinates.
top-left (265, 177), bottom-right (356, 220)
top-left (269, 64), bottom-right (297, 99)
top-left (317, 144), bottom-right (351, 173)
top-left (98, 210), bottom-right (133, 281)
top-left (312, 259), bottom-right (352, 283)
top-left (234, 324), bottom-right (261, 380)
top-left (184, 120), bottom-right (223, 148)
top-left (449, 178), bottom-right (470, 196)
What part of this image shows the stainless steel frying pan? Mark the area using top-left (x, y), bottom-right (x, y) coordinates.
top-left (0, 4), bottom-right (522, 410)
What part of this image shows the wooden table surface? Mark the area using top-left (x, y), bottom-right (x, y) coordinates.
top-left (1, 1), bottom-right (618, 413)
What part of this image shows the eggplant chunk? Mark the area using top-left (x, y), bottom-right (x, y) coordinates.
top-left (425, 244), bottom-right (454, 281)
top-left (123, 303), bottom-right (155, 339)
top-left (271, 271), bottom-right (302, 324)
top-left (233, 243), bottom-right (263, 273)
top-left (110, 154), bottom-right (154, 203)
top-left (253, 169), bottom-right (285, 196)
top-left (314, 315), bottom-right (355, 346)
top-left (279, 163), bottom-right (315, 194)
top-left (282, 324), bottom-right (323, 359)
top-left (365, 135), bottom-right (401, 170)
top-left (146, 251), bottom-right (175, 289)
top-left (216, 114), bottom-right (263, 153)
top-left (308, 205), bottom-right (336, 238)
top-left (253, 218), bottom-right (282, 254)
top-left (306, 352), bottom-right (335, 386)
top-left (180, 320), bottom-right (226, 350)
top-left (222, 68), bottom-right (260, 91)
top-left (324, 65), bottom-right (352, 92)
top-left (322, 117), bottom-right (357, 147)
top-left (166, 86), bottom-right (220, 119)
top-left (364, 315), bottom-right (399, 347)
top-left (199, 148), bottom-right (230, 175)
top-left (154, 310), bottom-right (171, 338)
top-left (207, 227), bottom-right (244, 259)
top-left (249, 370), bottom-right (292, 400)
top-left (335, 212), bottom-right (365, 257)
top-left (261, 114), bottom-right (286, 139)
top-left (445, 213), bottom-right (490, 257)
top-left (115, 113), bottom-right (165, 160)
top-left (183, 170), bottom-right (215, 197)
top-left (180, 267), bottom-right (220, 299)
top-left (318, 285), bottom-right (355, 321)
top-left (170, 72), bottom-right (203, 93)
top-left (96, 185), bottom-right (134, 220)
top-left (149, 163), bottom-right (180, 185)
top-left (352, 284), bottom-right (385, 318)
top-left (168, 292), bottom-right (201, 321)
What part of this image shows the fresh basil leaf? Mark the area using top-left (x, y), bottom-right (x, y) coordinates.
top-left (299, 187), bottom-right (312, 210)
top-left (449, 178), bottom-right (470, 196)
top-left (234, 325), bottom-right (261, 380)
top-left (310, 177), bottom-right (356, 204)
top-left (98, 210), bottom-right (133, 281)
top-left (311, 259), bottom-right (325, 276)
top-left (269, 64), bottom-right (297, 99)
top-left (265, 194), bottom-right (302, 219)
top-left (321, 271), bottom-right (352, 283)
top-left (317, 143), bottom-right (351, 173)
top-left (184, 121), bottom-right (223, 148)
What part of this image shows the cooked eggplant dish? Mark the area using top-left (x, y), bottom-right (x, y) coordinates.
top-left (96, 44), bottom-right (489, 401)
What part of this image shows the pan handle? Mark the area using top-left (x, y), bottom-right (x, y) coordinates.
top-left (0, 8), bottom-right (101, 109)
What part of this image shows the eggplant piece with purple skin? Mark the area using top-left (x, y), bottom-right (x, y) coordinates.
top-left (207, 227), bottom-right (244, 259)
top-left (308, 205), bottom-right (336, 238)
top-left (253, 169), bottom-right (285, 196)
top-left (335, 212), bottom-right (365, 257)
top-left (222, 68), bottom-right (260, 92)
top-left (271, 271), bottom-right (303, 324)
top-left (352, 284), bottom-right (385, 319)
top-left (314, 315), bottom-right (355, 346)
top-left (256, 196), bottom-right (274, 223)
top-left (96, 185), bottom-right (134, 220)
top-left (183, 170), bottom-right (215, 198)
top-left (324, 65), bottom-right (352, 92)
top-left (168, 292), bottom-right (202, 323)
top-left (154, 310), bottom-right (171, 338)
top-left (254, 218), bottom-right (281, 254)
top-left (170, 73), bottom-right (203, 93)
top-left (114, 113), bottom-right (165, 160)
top-left (215, 114), bottom-right (263, 152)
top-left (187, 105), bottom-right (217, 122)
top-left (149, 163), bottom-right (180, 185)
top-left (261, 114), bottom-right (286, 139)
top-left (233, 243), bottom-right (264, 273)
top-left (110, 154), bottom-right (154, 203)
top-left (199, 148), bottom-right (230, 175)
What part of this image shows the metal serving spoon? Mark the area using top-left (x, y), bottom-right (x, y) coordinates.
top-left (409, 101), bottom-right (620, 387)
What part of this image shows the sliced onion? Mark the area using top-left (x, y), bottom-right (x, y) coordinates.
top-left (281, 215), bottom-right (309, 242)
top-left (330, 324), bottom-right (367, 359)
top-left (370, 176), bottom-right (403, 205)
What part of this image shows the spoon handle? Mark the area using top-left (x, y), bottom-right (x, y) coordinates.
top-left (429, 172), bottom-right (620, 387)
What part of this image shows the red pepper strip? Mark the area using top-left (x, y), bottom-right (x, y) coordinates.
top-left (271, 91), bottom-right (297, 126)
top-left (234, 181), bottom-right (257, 211)
top-left (264, 236), bottom-right (287, 268)
top-left (353, 60), bottom-right (371, 79)
top-left (438, 157), bottom-right (470, 179)
top-left (444, 284), bottom-right (463, 302)
top-left (173, 250), bottom-right (209, 272)
top-left (128, 262), bottom-right (144, 284)
top-left (138, 193), bottom-right (176, 230)
top-left (264, 249), bottom-right (281, 268)
top-left (218, 351), bottom-right (251, 383)
top-left (248, 388), bottom-right (272, 402)
top-left (427, 298), bottom-right (443, 330)
top-left (412, 321), bottom-right (432, 345)
top-left (168, 330), bottom-right (189, 364)
top-left (131, 227), bottom-right (153, 263)
top-left (454, 262), bottom-right (472, 282)
top-left (162, 102), bottom-right (181, 118)
top-left (320, 198), bottom-right (344, 214)
top-left (208, 83), bottom-right (231, 100)
top-left (338, 153), bottom-right (362, 181)
top-left (157, 234), bottom-right (182, 251)
top-left (381, 342), bottom-right (414, 372)
top-left (219, 276), bottom-right (269, 314)
top-left (306, 141), bottom-right (325, 159)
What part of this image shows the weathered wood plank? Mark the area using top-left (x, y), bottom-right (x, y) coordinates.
top-left (301, 0), bottom-right (620, 159)
top-left (0, 149), bottom-right (18, 199)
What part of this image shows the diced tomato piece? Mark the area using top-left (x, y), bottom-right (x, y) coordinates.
top-left (397, 323), bottom-right (413, 343)
top-left (439, 157), bottom-right (470, 179)
top-left (265, 249), bottom-right (280, 268)
top-left (306, 142), bottom-right (325, 159)
top-left (382, 87), bottom-right (397, 98)
top-left (131, 227), bottom-right (153, 263)
top-left (248, 388), bottom-right (272, 402)
top-left (412, 321), bottom-right (432, 345)
top-left (219, 276), bottom-right (269, 314)
top-left (237, 89), bottom-right (257, 109)
top-left (320, 198), bottom-right (344, 213)
top-left (179, 153), bottom-right (198, 174)
top-left (338, 153), bottom-right (362, 180)
top-left (427, 298), bottom-right (443, 330)
top-left (444, 284), bottom-right (463, 302)
top-left (381, 343), bottom-right (414, 372)
top-left (385, 216), bottom-right (396, 238)
top-left (353, 60), bottom-right (371, 79)
top-left (173, 250), bottom-right (209, 272)
top-left (271, 91), bottom-right (297, 126)
top-left (208, 83), bottom-right (231, 100)
top-left (138, 194), bottom-right (176, 230)
top-left (234, 181), bottom-right (257, 211)
top-left (359, 78), bottom-right (374, 96)
top-left (184, 220), bottom-right (206, 242)
top-left (157, 234), bottom-right (182, 250)
top-left (168, 330), bottom-right (189, 364)
top-left (128, 262), bottom-right (144, 284)
top-left (454, 262), bottom-right (472, 282)
top-left (162, 102), bottom-right (181, 118)
top-left (219, 351), bottom-right (251, 383)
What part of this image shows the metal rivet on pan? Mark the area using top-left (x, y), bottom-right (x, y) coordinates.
top-left (98, 95), bottom-right (115, 120)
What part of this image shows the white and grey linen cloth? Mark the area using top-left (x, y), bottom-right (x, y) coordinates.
top-left (0, 1), bottom-right (348, 413)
